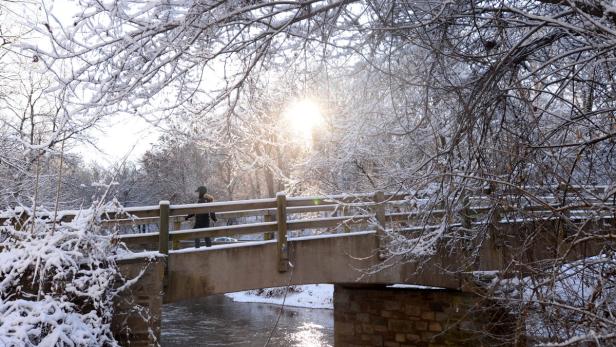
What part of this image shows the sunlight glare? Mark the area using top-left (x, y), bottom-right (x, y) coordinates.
top-left (282, 99), bottom-right (324, 143)
top-left (286, 322), bottom-right (330, 347)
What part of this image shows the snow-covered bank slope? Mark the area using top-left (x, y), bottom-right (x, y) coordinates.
top-left (225, 284), bottom-right (334, 309)
top-left (0, 209), bottom-right (123, 346)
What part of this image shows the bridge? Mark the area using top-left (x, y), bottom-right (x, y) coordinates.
top-left (3, 186), bottom-right (615, 346)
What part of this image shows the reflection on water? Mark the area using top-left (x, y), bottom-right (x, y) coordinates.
top-left (161, 295), bottom-right (333, 346)
top-left (287, 323), bottom-right (330, 347)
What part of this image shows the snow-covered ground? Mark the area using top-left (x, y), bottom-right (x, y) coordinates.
top-left (224, 283), bottom-right (446, 310)
top-left (225, 284), bottom-right (334, 309)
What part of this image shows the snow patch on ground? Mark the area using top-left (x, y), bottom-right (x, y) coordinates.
top-left (387, 284), bottom-right (445, 290)
top-left (225, 284), bottom-right (334, 309)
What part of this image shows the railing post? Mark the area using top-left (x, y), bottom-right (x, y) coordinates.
top-left (159, 201), bottom-right (170, 255)
top-left (341, 205), bottom-right (351, 233)
top-left (276, 192), bottom-right (289, 272)
top-left (460, 194), bottom-right (472, 230)
top-left (488, 204), bottom-right (504, 269)
top-left (264, 212), bottom-right (274, 240)
top-left (374, 191), bottom-right (386, 260)
top-left (172, 218), bottom-right (182, 250)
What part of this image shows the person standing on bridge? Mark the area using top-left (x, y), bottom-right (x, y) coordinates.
top-left (185, 185), bottom-right (217, 248)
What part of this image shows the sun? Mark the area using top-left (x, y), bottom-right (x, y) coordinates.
top-left (282, 99), bottom-right (324, 143)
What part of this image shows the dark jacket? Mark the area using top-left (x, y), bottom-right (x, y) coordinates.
top-left (188, 194), bottom-right (217, 228)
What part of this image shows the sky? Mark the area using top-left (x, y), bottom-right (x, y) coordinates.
top-left (71, 115), bottom-right (161, 167)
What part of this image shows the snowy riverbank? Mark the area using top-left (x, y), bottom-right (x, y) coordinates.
top-left (225, 284), bottom-right (334, 309)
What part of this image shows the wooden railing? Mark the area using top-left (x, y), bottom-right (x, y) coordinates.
top-left (2, 187), bottom-right (614, 272)
top-left (108, 191), bottom-right (409, 272)
top-left (0, 191), bottom-right (408, 272)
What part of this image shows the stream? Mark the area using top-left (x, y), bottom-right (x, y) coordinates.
top-left (161, 295), bottom-right (334, 346)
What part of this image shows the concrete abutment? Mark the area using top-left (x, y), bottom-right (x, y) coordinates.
top-left (113, 257), bottom-right (165, 347)
top-left (334, 284), bottom-right (525, 347)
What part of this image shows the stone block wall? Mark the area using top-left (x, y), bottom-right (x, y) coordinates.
top-left (113, 256), bottom-right (165, 347)
top-left (334, 285), bottom-right (524, 347)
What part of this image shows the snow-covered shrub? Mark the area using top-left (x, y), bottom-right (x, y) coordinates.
top-left (487, 255), bottom-right (616, 346)
top-left (0, 209), bottom-right (123, 346)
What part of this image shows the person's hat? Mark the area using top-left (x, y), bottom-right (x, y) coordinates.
top-left (195, 186), bottom-right (208, 194)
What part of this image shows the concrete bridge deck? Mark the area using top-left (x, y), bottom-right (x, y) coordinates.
top-left (163, 217), bottom-right (611, 302)
top-left (164, 231), bottom-right (461, 302)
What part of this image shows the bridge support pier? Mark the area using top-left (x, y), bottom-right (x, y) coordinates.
top-left (113, 256), bottom-right (165, 347)
top-left (334, 284), bottom-right (525, 347)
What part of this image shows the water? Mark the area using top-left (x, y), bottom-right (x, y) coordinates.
top-left (161, 295), bottom-right (334, 347)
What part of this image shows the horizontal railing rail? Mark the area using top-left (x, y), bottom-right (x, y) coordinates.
top-left (2, 186), bottom-right (613, 226)
top-left (0, 192), bottom-right (406, 226)
top-left (109, 197), bottom-right (614, 244)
